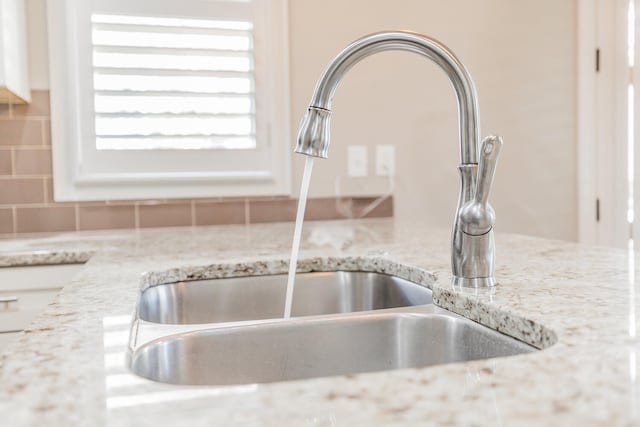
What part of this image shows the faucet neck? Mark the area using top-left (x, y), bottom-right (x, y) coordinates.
top-left (306, 31), bottom-right (480, 165)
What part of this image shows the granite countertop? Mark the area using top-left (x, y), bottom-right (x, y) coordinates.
top-left (0, 217), bottom-right (637, 426)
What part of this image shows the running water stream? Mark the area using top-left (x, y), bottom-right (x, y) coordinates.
top-left (283, 156), bottom-right (315, 318)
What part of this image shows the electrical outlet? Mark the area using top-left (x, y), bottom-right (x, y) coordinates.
top-left (376, 144), bottom-right (395, 176)
top-left (347, 145), bottom-right (368, 177)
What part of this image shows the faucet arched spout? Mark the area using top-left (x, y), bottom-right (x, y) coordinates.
top-left (295, 31), bottom-right (480, 165)
top-left (295, 31), bottom-right (502, 288)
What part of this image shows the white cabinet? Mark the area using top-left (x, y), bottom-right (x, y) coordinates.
top-left (0, 264), bottom-right (85, 351)
top-left (0, 0), bottom-right (30, 103)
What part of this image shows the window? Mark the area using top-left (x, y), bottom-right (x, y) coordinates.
top-left (48, 0), bottom-right (290, 201)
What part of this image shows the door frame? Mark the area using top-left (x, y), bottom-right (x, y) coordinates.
top-left (578, 0), bottom-right (631, 247)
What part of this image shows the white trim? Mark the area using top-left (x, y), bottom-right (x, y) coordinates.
top-left (48, 0), bottom-right (291, 201)
top-left (633, 0), bottom-right (640, 245)
top-left (74, 171), bottom-right (273, 184)
top-left (0, 0), bottom-right (31, 103)
top-left (611, 0), bottom-right (632, 247)
top-left (577, 0), bottom-right (598, 245)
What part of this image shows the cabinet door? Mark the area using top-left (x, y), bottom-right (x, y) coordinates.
top-left (0, 264), bottom-right (84, 292)
top-left (0, 264), bottom-right (84, 334)
top-left (0, 289), bottom-right (61, 332)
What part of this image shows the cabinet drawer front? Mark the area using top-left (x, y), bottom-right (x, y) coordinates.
top-left (0, 264), bottom-right (84, 292)
top-left (0, 289), bottom-right (60, 332)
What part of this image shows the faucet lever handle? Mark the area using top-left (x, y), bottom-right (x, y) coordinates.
top-left (474, 135), bottom-right (503, 207)
top-left (457, 135), bottom-right (503, 236)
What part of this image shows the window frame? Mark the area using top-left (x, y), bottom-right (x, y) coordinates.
top-left (47, 0), bottom-right (291, 201)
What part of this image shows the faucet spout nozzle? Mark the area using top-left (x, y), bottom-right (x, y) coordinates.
top-left (295, 107), bottom-right (331, 159)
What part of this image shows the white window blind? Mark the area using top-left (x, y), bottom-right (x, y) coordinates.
top-left (48, 0), bottom-right (291, 201)
top-left (91, 13), bottom-right (256, 151)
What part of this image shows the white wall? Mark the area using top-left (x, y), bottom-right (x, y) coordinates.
top-left (27, 0), bottom-right (577, 241)
top-left (290, 0), bottom-right (577, 241)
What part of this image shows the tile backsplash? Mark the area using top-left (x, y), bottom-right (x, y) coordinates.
top-left (0, 91), bottom-right (392, 235)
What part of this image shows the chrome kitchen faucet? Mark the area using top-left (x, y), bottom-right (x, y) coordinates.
top-left (295, 31), bottom-right (503, 288)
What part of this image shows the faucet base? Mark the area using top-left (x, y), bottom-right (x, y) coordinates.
top-left (452, 276), bottom-right (496, 288)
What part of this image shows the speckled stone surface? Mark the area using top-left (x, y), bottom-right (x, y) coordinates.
top-left (0, 218), bottom-right (638, 426)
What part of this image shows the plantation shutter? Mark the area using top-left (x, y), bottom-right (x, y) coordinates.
top-left (90, 12), bottom-right (256, 151)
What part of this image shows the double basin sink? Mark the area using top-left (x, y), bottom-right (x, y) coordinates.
top-left (129, 269), bottom-right (535, 386)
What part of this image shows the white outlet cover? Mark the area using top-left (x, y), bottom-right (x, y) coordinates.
top-left (376, 144), bottom-right (395, 176)
top-left (347, 145), bottom-right (368, 177)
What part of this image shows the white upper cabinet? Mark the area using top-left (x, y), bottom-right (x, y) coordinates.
top-left (0, 0), bottom-right (30, 103)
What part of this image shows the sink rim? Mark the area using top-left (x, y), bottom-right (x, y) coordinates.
top-left (138, 257), bottom-right (438, 293)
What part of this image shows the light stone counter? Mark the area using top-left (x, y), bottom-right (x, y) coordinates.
top-left (0, 218), bottom-right (637, 426)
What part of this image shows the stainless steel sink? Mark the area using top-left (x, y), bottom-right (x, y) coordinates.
top-left (130, 306), bottom-right (535, 386)
top-left (138, 271), bottom-right (432, 324)
top-left (130, 269), bottom-right (537, 387)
